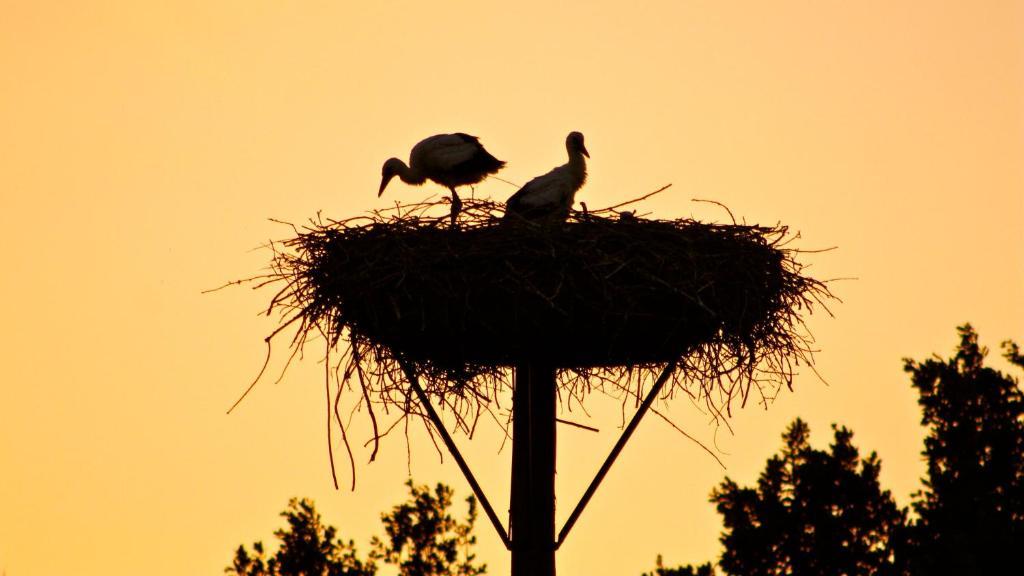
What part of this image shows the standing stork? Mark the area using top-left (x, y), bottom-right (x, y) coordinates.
top-left (504, 132), bottom-right (589, 223)
top-left (378, 133), bottom-right (506, 225)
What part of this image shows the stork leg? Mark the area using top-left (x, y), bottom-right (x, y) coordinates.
top-left (449, 187), bottom-right (463, 227)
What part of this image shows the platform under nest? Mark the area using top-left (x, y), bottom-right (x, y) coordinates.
top-left (250, 197), bottom-right (832, 436)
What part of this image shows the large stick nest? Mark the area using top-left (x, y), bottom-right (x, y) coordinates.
top-left (251, 198), bottom-right (832, 441)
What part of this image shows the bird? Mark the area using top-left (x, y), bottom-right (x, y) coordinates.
top-left (378, 133), bottom-right (506, 226)
top-left (504, 132), bottom-right (589, 223)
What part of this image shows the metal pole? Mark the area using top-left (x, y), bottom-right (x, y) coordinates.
top-left (556, 359), bottom-right (678, 549)
top-left (510, 362), bottom-right (557, 576)
top-left (397, 358), bottom-right (511, 549)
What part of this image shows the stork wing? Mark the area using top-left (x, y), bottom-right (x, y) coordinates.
top-left (505, 180), bottom-right (534, 213)
top-left (504, 166), bottom-right (574, 223)
top-left (413, 134), bottom-right (484, 172)
top-left (507, 168), bottom-right (565, 208)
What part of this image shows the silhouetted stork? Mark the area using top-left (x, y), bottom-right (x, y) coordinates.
top-left (504, 132), bottom-right (589, 223)
top-left (378, 133), bottom-right (506, 225)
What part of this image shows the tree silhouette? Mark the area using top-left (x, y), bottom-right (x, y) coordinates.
top-left (711, 419), bottom-right (907, 576)
top-left (227, 482), bottom-right (484, 576)
top-left (648, 326), bottom-right (1023, 575)
top-left (372, 481), bottom-right (486, 576)
top-left (640, 555), bottom-right (715, 576)
top-left (228, 498), bottom-right (375, 576)
top-left (904, 324), bottom-right (1024, 574)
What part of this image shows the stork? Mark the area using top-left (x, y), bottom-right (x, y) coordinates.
top-left (504, 132), bottom-right (589, 223)
top-left (378, 133), bottom-right (506, 225)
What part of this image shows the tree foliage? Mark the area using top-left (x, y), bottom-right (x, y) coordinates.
top-left (372, 481), bottom-right (486, 576)
top-left (648, 325), bottom-right (1024, 576)
top-left (904, 324), bottom-right (1024, 573)
top-left (228, 498), bottom-right (375, 576)
top-left (641, 555), bottom-right (715, 576)
top-left (711, 419), bottom-right (907, 576)
top-left (227, 482), bottom-right (484, 576)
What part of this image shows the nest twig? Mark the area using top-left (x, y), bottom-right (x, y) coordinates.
top-left (233, 196), bottom-right (835, 486)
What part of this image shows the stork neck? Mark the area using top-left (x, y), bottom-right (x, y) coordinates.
top-left (568, 150), bottom-right (586, 167)
top-left (396, 161), bottom-right (425, 185)
top-left (567, 151), bottom-right (588, 183)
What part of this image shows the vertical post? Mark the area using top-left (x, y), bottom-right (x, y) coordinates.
top-left (510, 362), bottom-right (557, 576)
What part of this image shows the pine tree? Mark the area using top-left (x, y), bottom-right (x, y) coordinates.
top-left (905, 324), bottom-right (1024, 574)
top-left (712, 419), bottom-right (907, 576)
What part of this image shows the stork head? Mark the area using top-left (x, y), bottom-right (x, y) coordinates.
top-left (566, 131), bottom-right (589, 158)
top-left (379, 158), bottom-right (404, 196)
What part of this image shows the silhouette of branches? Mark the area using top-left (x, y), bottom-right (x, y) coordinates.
top-left (232, 197), bottom-right (833, 484)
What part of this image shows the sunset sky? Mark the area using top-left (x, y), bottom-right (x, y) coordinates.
top-left (1, 1), bottom-right (1022, 575)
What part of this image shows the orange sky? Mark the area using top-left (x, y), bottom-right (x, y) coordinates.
top-left (1, 2), bottom-right (1022, 575)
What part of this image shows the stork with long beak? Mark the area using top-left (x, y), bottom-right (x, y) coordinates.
top-left (504, 132), bottom-right (589, 223)
top-left (378, 133), bottom-right (506, 226)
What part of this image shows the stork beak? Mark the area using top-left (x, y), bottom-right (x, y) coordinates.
top-left (581, 143), bottom-right (590, 158)
top-left (378, 174), bottom-right (394, 197)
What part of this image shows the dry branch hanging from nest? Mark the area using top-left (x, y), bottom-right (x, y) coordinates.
top-left (252, 197), bottom-right (833, 439)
